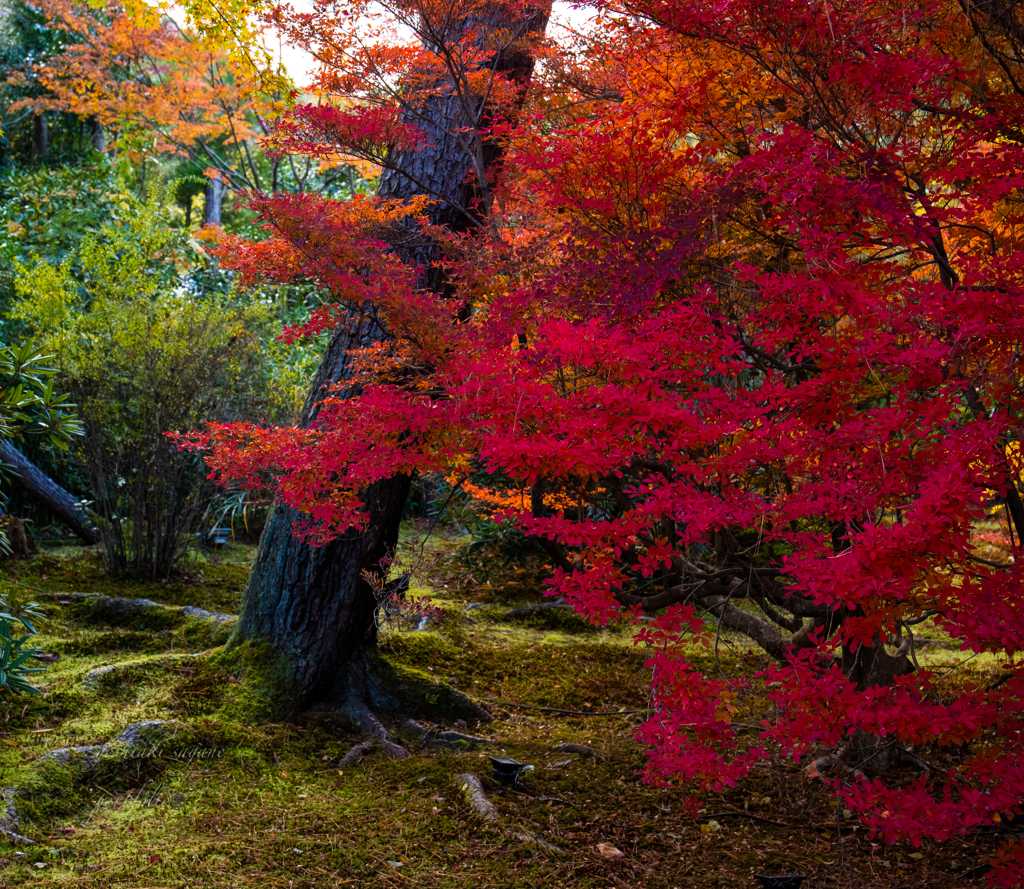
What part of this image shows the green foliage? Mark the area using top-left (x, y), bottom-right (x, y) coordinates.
top-left (0, 589), bottom-right (45, 695)
top-left (0, 340), bottom-right (83, 560)
top-left (0, 339), bottom-right (81, 450)
top-left (0, 161), bottom-right (130, 328)
top-left (454, 516), bottom-right (546, 582)
top-left (12, 186), bottom-right (283, 577)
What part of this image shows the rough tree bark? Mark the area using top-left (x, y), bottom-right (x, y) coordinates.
top-left (226, 2), bottom-right (551, 722)
top-left (1, 442), bottom-right (99, 544)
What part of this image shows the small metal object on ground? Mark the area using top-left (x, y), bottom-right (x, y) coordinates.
top-left (754, 875), bottom-right (805, 889)
top-left (488, 756), bottom-right (533, 787)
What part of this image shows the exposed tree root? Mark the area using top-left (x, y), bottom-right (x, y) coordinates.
top-left (82, 653), bottom-right (203, 689)
top-left (339, 694), bottom-right (409, 760)
top-left (61, 593), bottom-right (236, 641)
top-left (458, 773), bottom-right (498, 821)
top-left (337, 741), bottom-right (375, 766)
top-left (506, 599), bottom-right (571, 617)
top-left (551, 742), bottom-right (600, 757)
top-left (4, 720), bottom-right (192, 837)
top-left (0, 799), bottom-right (35, 845)
top-left (808, 734), bottom-right (926, 780)
top-left (319, 646), bottom-right (497, 765)
top-left (457, 773), bottom-right (562, 853)
top-left (404, 719), bottom-right (492, 749)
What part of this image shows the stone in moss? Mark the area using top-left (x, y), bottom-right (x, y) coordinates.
top-left (14, 747), bottom-right (101, 822)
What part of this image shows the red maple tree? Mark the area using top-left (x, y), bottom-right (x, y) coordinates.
top-left (192, 0), bottom-right (1024, 880)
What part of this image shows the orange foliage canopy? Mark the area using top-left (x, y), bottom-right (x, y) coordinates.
top-left (14, 0), bottom-right (259, 177)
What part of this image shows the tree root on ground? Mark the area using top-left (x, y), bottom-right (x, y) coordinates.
top-left (808, 733), bottom-right (928, 780)
top-left (338, 695), bottom-right (409, 761)
top-left (551, 742), bottom-right (600, 757)
top-left (458, 773), bottom-right (498, 821)
top-left (337, 741), bottom-right (376, 766)
top-left (0, 800), bottom-right (35, 845)
top-left (505, 599), bottom-right (571, 617)
top-left (404, 719), bottom-right (492, 749)
top-left (82, 652), bottom-right (204, 689)
top-left (335, 713), bottom-right (494, 765)
top-left (457, 773), bottom-right (562, 853)
top-left (327, 647), bottom-right (497, 765)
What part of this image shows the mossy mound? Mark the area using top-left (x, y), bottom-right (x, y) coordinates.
top-left (10, 718), bottom-right (260, 828)
top-left (57, 595), bottom-right (236, 647)
top-left (13, 747), bottom-right (101, 823)
top-left (504, 605), bottom-right (599, 635)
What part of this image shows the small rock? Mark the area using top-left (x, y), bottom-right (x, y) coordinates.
top-left (82, 665), bottom-right (118, 690)
top-left (179, 606), bottom-right (234, 625)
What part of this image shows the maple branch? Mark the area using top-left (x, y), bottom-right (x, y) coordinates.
top-left (780, 593), bottom-right (834, 619)
top-left (629, 457), bottom-right (674, 479)
top-left (962, 385), bottom-right (1024, 545)
top-left (702, 584), bottom-right (788, 662)
top-left (241, 139), bottom-right (263, 192)
top-left (729, 324), bottom-right (821, 376)
top-left (789, 609), bottom-right (844, 651)
top-left (967, 554), bottom-right (1015, 569)
top-left (747, 583), bottom-right (803, 633)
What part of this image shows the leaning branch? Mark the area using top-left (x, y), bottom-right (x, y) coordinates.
top-left (1, 442), bottom-right (98, 544)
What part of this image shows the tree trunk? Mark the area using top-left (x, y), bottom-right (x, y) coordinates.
top-left (84, 116), bottom-right (106, 152)
top-left (1, 442), bottom-right (99, 544)
top-left (227, 2), bottom-right (551, 716)
top-left (831, 637), bottom-right (915, 773)
top-left (31, 113), bottom-right (48, 163)
top-left (203, 176), bottom-right (226, 225)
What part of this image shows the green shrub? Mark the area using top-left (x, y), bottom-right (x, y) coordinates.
top-left (0, 590), bottom-right (45, 695)
top-left (12, 189), bottom-right (280, 577)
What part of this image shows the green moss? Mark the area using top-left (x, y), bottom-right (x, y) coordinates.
top-left (0, 543), bottom-right (256, 614)
top-left (176, 614), bottom-right (237, 649)
top-left (169, 660), bottom-right (237, 717)
top-left (364, 651), bottom-right (485, 722)
top-left (212, 640), bottom-right (297, 722)
top-left (59, 597), bottom-right (187, 633)
top-left (47, 629), bottom-right (170, 656)
top-left (14, 748), bottom-right (99, 823)
top-left (506, 606), bottom-right (600, 635)
top-left (0, 528), bottom-right (1006, 888)
top-left (81, 660), bottom-right (167, 697)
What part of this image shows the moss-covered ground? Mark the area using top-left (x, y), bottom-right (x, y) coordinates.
top-left (0, 531), bottom-right (1009, 888)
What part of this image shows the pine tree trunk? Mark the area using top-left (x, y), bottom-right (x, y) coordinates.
top-left (227, 2), bottom-right (551, 715)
